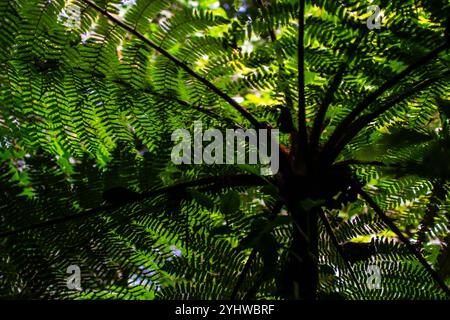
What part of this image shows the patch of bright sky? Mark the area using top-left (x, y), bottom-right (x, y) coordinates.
top-left (209, 1), bottom-right (220, 10)
top-left (80, 32), bottom-right (90, 43)
top-left (170, 245), bottom-right (182, 257)
top-left (195, 55), bottom-right (209, 67)
top-left (233, 96), bottom-right (245, 104)
top-left (80, 20), bottom-right (99, 44)
top-left (241, 40), bottom-right (253, 54)
top-left (238, 5), bottom-right (247, 13)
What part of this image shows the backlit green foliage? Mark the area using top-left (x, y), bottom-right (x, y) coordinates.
top-left (0, 0), bottom-right (450, 299)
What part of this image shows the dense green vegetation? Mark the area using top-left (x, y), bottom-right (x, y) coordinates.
top-left (1, 0), bottom-right (450, 299)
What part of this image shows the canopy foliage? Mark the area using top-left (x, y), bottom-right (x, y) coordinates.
top-left (1, 0), bottom-right (450, 299)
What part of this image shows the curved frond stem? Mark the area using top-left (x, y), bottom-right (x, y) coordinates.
top-left (318, 209), bottom-right (364, 296)
top-left (416, 180), bottom-right (446, 249)
top-left (96, 70), bottom-right (244, 129)
top-left (80, 0), bottom-right (262, 128)
top-left (323, 43), bottom-right (450, 160)
top-left (325, 70), bottom-right (450, 163)
top-left (230, 249), bottom-right (258, 300)
top-left (68, 64), bottom-right (243, 130)
top-left (230, 200), bottom-right (284, 300)
top-left (355, 185), bottom-right (450, 298)
top-left (309, 34), bottom-right (365, 156)
top-left (242, 273), bottom-right (265, 300)
top-left (334, 160), bottom-right (386, 167)
top-left (169, 96), bottom-right (245, 130)
top-left (296, 0), bottom-right (308, 163)
top-left (0, 174), bottom-right (269, 239)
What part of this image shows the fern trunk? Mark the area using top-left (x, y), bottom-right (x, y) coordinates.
top-left (279, 203), bottom-right (319, 300)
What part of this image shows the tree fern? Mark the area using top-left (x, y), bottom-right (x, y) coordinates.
top-left (1, 0), bottom-right (450, 300)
